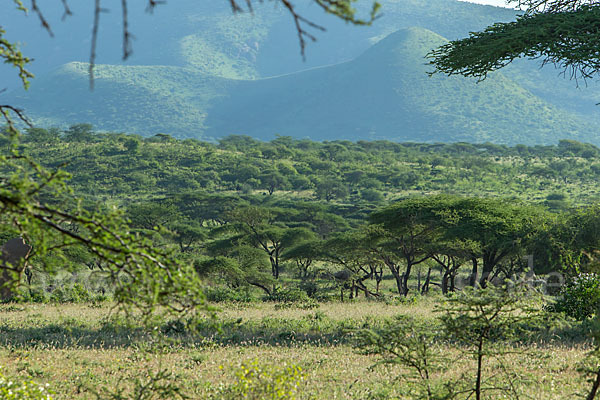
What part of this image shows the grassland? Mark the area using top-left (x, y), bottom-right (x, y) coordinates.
top-left (0, 300), bottom-right (593, 399)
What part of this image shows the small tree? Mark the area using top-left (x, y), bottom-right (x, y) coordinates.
top-left (354, 316), bottom-right (455, 400)
top-left (578, 314), bottom-right (600, 400)
top-left (438, 285), bottom-right (542, 400)
top-left (225, 206), bottom-right (316, 279)
top-left (315, 179), bottom-right (349, 202)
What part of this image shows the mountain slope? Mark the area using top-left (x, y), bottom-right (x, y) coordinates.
top-left (1, 0), bottom-right (518, 88)
top-left (7, 27), bottom-right (597, 145)
top-left (10, 62), bottom-right (234, 137)
top-left (205, 27), bottom-right (596, 144)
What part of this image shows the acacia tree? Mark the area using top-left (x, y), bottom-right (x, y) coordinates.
top-left (196, 246), bottom-right (274, 296)
top-left (428, 0), bottom-right (600, 83)
top-left (442, 197), bottom-right (543, 288)
top-left (282, 239), bottom-right (323, 279)
top-left (321, 230), bottom-right (382, 300)
top-left (369, 196), bottom-right (455, 296)
top-left (429, 239), bottom-right (479, 294)
top-left (222, 206), bottom-right (316, 279)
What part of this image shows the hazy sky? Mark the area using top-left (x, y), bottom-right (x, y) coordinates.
top-left (461, 0), bottom-right (516, 7)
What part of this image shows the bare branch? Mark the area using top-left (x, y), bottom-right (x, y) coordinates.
top-left (281, 0), bottom-right (325, 58)
top-left (89, 0), bottom-right (108, 89)
top-left (121, 0), bottom-right (133, 60)
top-left (508, 0), bottom-right (600, 13)
top-left (0, 105), bottom-right (33, 135)
top-left (30, 0), bottom-right (54, 36)
top-left (60, 0), bottom-right (72, 20)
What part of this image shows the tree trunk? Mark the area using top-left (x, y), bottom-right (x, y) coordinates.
top-left (449, 273), bottom-right (456, 292)
top-left (374, 267), bottom-right (383, 294)
top-left (270, 256), bottom-right (279, 279)
top-left (479, 252), bottom-right (496, 288)
top-left (476, 336), bottom-right (484, 400)
top-left (469, 258), bottom-right (478, 287)
top-left (385, 261), bottom-right (404, 297)
top-left (441, 271), bottom-right (450, 295)
top-left (421, 267), bottom-right (431, 295)
top-left (401, 264), bottom-right (412, 296)
top-left (586, 368), bottom-right (600, 400)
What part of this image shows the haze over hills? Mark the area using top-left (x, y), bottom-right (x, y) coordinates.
top-left (204, 27), bottom-right (593, 144)
top-left (3, 0), bottom-right (600, 144)
top-left (0, 0), bottom-right (518, 84)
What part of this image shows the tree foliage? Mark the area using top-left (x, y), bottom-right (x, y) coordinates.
top-left (428, 0), bottom-right (600, 83)
top-left (0, 0), bottom-right (382, 318)
top-left (0, 135), bottom-right (206, 319)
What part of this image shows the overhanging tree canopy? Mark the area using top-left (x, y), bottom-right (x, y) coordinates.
top-left (428, 0), bottom-right (600, 82)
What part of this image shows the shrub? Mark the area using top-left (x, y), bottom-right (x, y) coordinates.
top-left (204, 286), bottom-right (254, 303)
top-left (49, 283), bottom-right (92, 303)
top-left (551, 273), bottom-right (600, 320)
top-left (12, 287), bottom-right (48, 303)
top-left (298, 280), bottom-right (319, 298)
top-left (217, 359), bottom-right (305, 400)
top-left (267, 287), bottom-right (310, 303)
top-left (0, 368), bottom-right (53, 400)
top-left (361, 188), bottom-right (385, 203)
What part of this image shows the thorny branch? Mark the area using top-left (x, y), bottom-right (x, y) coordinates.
top-left (0, 154), bottom-right (207, 317)
top-left (0, 105), bottom-right (32, 135)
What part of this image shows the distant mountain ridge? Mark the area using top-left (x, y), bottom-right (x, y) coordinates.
top-left (1, 0), bottom-right (518, 84)
top-left (204, 27), bottom-right (595, 144)
top-left (3, 0), bottom-right (600, 144)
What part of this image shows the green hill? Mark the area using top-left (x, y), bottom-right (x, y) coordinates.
top-left (3, 0), bottom-right (600, 144)
top-left (205, 27), bottom-right (597, 144)
top-left (7, 27), bottom-right (598, 145)
top-left (6, 62), bottom-right (234, 138)
top-left (0, 0), bottom-right (518, 86)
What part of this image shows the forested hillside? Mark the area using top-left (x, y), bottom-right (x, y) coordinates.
top-left (19, 125), bottom-right (600, 207)
top-left (9, 125), bottom-right (600, 303)
top-left (0, 0), bottom-right (518, 85)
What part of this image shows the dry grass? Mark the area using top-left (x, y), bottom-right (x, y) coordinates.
top-left (0, 301), bottom-right (593, 399)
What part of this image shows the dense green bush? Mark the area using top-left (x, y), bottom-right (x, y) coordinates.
top-left (47, 283), bottom-right (109, 303)
top-left (551, 273), bottom-right (600, 320)
top-left (216, 359), bottom-right (305, 400)
top-left (12, 284), bottom-right (108, 304)
top-left (266, 287), bottom-right (311, 303)
top-left (49, 283), bottom-right (92, 303)
top-left (13, 287), bottom-right (48, 303)
top-left (204, 286), bottom-right (255, 303)
top-left (0, 368), bottom-right (53, 400)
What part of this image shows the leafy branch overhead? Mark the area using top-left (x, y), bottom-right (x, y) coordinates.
top-left (0, 136), bottom-right (207, 320)
top-left (428, 0), bottom-right (600, 82)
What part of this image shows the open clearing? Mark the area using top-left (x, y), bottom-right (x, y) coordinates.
top-left (0, 300), bottom-right (591, 399)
